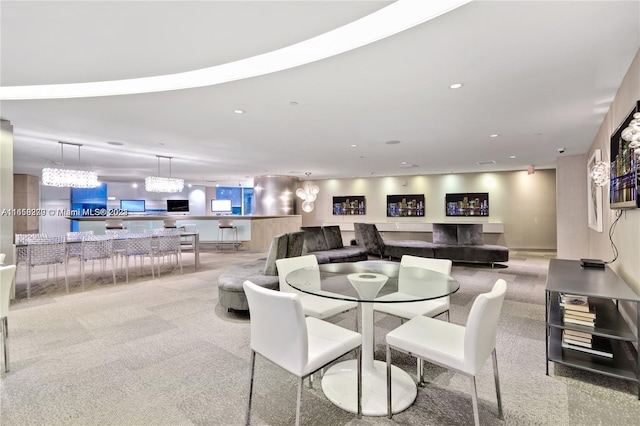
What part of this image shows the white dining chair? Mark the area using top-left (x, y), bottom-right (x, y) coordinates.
top-left (374, 255), bottom-right (452, 382)
top-left (276, 255), bottom-right (358, 324)
top-left (80, 235), bottom-right (116, 288)
top-left (26, 236), bottom-right (68, 298)
top-left (385, 279), bottom-right (507, 426)
top-left (1, 265), bottom-right (17, 372)
top-left (243, 280), bottom-right (362, 426)
top-left (152, 232), bottom-right (183, 277)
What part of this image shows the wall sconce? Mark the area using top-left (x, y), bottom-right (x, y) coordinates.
top-left (296, 172), bottom-right (319, 212)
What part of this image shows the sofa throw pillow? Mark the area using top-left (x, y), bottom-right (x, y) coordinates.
top-left (457, 224), bottom-right (484, 245)
top-left (323, 226), bottom-right (344, 250)
top-left (432, 224), bottom-right (457, 245)
top-left (263, 233), bottom-right (289, 276)
top-left (301, 226), bottom-right (329, 252)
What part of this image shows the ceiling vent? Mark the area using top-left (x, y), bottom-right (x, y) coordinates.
top-left (475, 160), bottom-right (496, 165)
top-left (398, 163), bottom-right (419, 168)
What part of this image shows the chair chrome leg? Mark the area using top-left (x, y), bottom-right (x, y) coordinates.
top-left (445, 310), bottom-right (450, 322)
top-left (2, 317), bottom-right (9, 373)
top-left (492, 348), bottom-right (504, 419)
top-left (245, 350), bottom-right (256, 426)
top-left (295, 376), bottom-right (303, 426)
top-left (309, 373), bottom-right (313, 388)
top-left (357, 346), bottom-right (362, 418)
top-left (417, 358), bottom-right (424, 386)
top-left (470, 376), bottom-right (480, 426)
top-left (386, 344), bottom-right (392, 418)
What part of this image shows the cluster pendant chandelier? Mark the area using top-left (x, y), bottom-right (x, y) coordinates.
top-left (42, 141), bottom-right (99, 188)
top-left (296, 172), bottom-right (320, 213)
top-left (622, 111), bottom-right (640, 148)
top-left (145, 155), bottom-right (184, 193)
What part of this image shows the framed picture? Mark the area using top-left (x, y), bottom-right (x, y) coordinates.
top-left (333, 196), bottom-right (365, 215)
top-left (609, 100), bottom-right (640, 209)
top-left (445, 192), bottom-right (489, 217)
top-left (387, 194), bottom-right (425, 217)
top-left (588, 149), bottom-right (604, 232)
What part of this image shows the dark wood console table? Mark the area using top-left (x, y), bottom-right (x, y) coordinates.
top-left (545, 258), bottom-right (640, 398)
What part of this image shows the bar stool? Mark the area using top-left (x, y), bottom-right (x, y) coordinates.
top-left (217, 218), bottom-right (238, 251)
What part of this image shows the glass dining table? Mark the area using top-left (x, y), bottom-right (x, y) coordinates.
top-left (286, 260), bottom-right (460, 416)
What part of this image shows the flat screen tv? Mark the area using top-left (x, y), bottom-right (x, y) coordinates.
top-left (167, 199), bottom-right (189, 213)
top-left (445, 192), bottom-right (489, 216)
top-left (609, 100), bottom-right (640, 209)
top-left (120, 199), bottom-right (145, 213)
top-left (211, 199), bottom-right (232, 213)
top-left (387, 194), bottom-right (425, 217)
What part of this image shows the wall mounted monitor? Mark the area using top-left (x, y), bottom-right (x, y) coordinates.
top-left (610, 100), bottom-right (640, 209)
top-left (333, 196), bottom-right (365, 215)
top-left (211, 199), bottom-right (232, 213)
top-left (387, 194), bottom-right (425, 217)
top-left (445, 192), bottom-right (489, 216)
top-left (120, 199), bottom-right (145, 213)
top-left (167, 199), bottom-right (189, 213)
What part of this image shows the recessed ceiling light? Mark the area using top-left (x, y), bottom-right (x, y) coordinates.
top-left (490, 134), bottom-right (499, 138)
top-left (510, 155), bottom-right (516, 159)
top-left (350, 144), bottom-right (357, 148)
top-left (234, 109), bottom-right (245, 114)
top-left (401, 161), bottom-right (408, 165)
top-left (132, 183), bottom-right (138, 188)
top-left (449, 83), bottom-right (463, 89)
top-left (107, 141), bottom-right (123, 146)
top-left (188, 184), bottom-right (193, 188)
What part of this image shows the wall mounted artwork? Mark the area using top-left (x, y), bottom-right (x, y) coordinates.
top-left (588, 149), bottom-right (604, 232)
top-left (333, 196), bottom-right (366, 215)
top-left (386, 194), bottom-right (425, 217)
top-left (445, 192), bottom-right (489, 216)
top-left (610, 100), bottom-right (640, 209)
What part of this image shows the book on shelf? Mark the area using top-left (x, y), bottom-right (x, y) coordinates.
top-left (562, 331), bottom-right (592, 347)
top-left (561, 335), bottom-right (613, 359)
top-left (564, 312), bottom-right (595, 322)
top-left (563, 317), bottom-right (595, 327)
top-left (563, 309), bottom-right (596, 320)
top-left (564, 329), bottom-right (592, 340)
top-left (559, 293), bottom-right (591, 313)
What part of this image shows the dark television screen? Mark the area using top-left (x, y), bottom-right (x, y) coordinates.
top-left (167, 199), bottom-right (189, 213)
top-left (445, 193), bottom-right (489, 216)
top-left (387, 194), bottom-right (425, 217)
top-left (120, 199), bottom-right (145, 212)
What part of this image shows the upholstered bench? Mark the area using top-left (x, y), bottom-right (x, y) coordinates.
top-left (431, 223), bottom-right (509, 266)
top-left (218, 231), bottom-right (304, 311)
top-left (301, 226), bottom-right (368, 264)
top-left (354, 223), bottom-right (435, 260)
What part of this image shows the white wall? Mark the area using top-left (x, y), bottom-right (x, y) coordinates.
top-left (556, 154), bottom-right (588, 259)
top-left (299, 169), bottom-right (557, 250)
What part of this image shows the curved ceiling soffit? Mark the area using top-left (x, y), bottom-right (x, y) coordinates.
top-left (0, 0), bottom-right (471, 100)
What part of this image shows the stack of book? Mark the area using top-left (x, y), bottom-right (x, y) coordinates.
top-left (559, 293), bottom-right (613, 358)
top-left (559, 293), bottom-right (595, 327)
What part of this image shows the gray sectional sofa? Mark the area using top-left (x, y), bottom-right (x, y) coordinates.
top-left (354, 222), bottom-right (508, 266)
top-left (301, 225), bottom-right (368, 264)
top-left (218, 230), bottom-right (304, 311)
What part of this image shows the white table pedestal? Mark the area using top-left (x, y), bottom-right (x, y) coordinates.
top-left (322, 359), bottom-right (417, 416)
top-left (320, 273), bottom-right (417, 416)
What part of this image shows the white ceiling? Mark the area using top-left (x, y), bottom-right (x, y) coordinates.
top-left (2, 1), bottom-right (639, 186)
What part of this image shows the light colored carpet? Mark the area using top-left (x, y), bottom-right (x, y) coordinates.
top-left (1, 249), bottom-right (639, 425)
